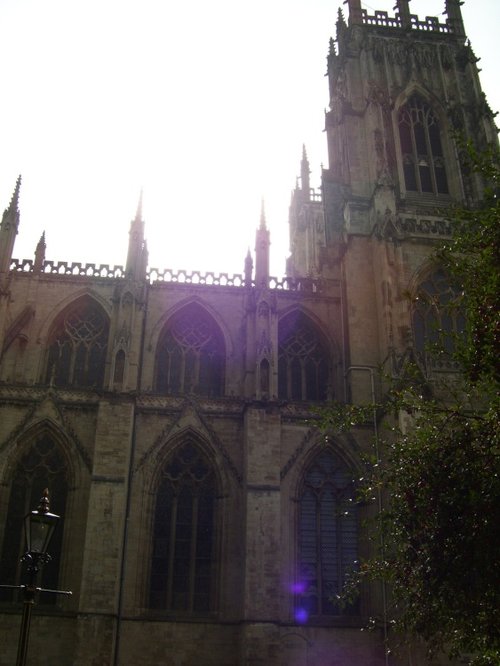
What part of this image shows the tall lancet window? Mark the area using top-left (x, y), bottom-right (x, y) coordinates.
top-left (156, 305), bottom-right (225, 397)
top-left (412, 268), bottom-right (465, 370)
top-left (45, 298), bottom-right (109, 388)
top-left (278, 312), bottom-right (330, 401)
top-left (0, 435), bottom-right (68, 604)
top-left (149, 442), bottom-right (217, 613)
top-left (296, 450), bottom-right (358, 620)
top-left (398, 95), bottom-right (448, 195)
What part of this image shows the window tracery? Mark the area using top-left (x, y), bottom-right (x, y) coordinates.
top-left (398, 95), bottom-right (448, 195)
top-left (156, 305), bottom-right (225, 397)
top-left (278, 313), bottom-right (330, 401)
top-left (0, 435), bottom-right (68, 603)
top-left (412, 268), bottom-right (465, 370)
top-left (45, 300), bottom-right (108, 388)
top-left (149, 442), bottom-right (217, 613)
top-left (296, 450), bottom-right (358, 619)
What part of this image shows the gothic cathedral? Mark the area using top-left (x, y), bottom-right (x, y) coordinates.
top-left (0, 2), bottom-right (496, 664)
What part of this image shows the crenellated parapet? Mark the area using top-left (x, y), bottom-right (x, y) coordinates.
top-left (149, 268), bottom-right (246, 287)
top-left (10, 258), bottom-right (126, 278)
top-left (8, 256), bottom-right (334, 295)
top-left (361, 9), bottom-right (451, 33)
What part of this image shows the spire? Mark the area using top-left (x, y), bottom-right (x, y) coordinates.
top-left (255, 202), bottom-right (270, 287)
top-left (260, 199), bottom-right (267, 230)
top-left (395, 1), bottom-right (411, 30)
top-left (0, 176), bottom-right (22, 274)
top-left (125, 190), bottom-right (147, 280)
top-left (135, 188), bottom-right (143, 223)
top-left (244, 248), bottom-right (253, 286)
top-left (301, 145), bottom-right (311, 200)
top-left (446, 0), bottom-right (465, 37)
top-left (34, 231), bottom-right (46, 272)
top-left (10, 175), bottom-right (21, 213)
top-left (346, 0), bottom-right (363, 26)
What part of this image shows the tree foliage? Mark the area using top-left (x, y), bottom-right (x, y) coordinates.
top-left (438, 141), bottom-right (500, 386)
top-left (324, 144), bottom-right (500, 664)
top-left (381, 385), bottom-right (500, 664)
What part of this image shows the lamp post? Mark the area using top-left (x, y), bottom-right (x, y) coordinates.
top-left (17, 489), bottom-right (60, 666)
top-left (0, 489), bottom-right (72, 666)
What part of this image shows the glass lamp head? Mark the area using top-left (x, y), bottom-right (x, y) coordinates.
top-left (24, 489), bottom-right (60, 555)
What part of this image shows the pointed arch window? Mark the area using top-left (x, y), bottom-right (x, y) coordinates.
top-left (156, 305), bottom-right (225, 397)
top-left (45, 299), bottom-right (109, 388)
top-left (412, 269), bottom-right (465, 370)
top-left (149, 442), bottom-right (217, 613)
top-left (0, 435), bottom-right (68, 604)
top-left (296, 450), bottom-right (358, 619)
top-left (398, 95), bottom-right (448, 195)
top-left (278, 312), bottom-right (330, 401)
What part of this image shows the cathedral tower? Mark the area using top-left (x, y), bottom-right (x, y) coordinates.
top-left (314, 0), bottom-right (497, 400)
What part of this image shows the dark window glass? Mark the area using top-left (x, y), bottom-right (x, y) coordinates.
top-left (0, 436), bottom-right (68, 604)
top-left (278, 313), bottom-right (330, 401)
top-left (45, 300), bottom-right (108, 388)
top-left (114, 350), bottom-right (125, 384)
top-left (419, 164), bottom-right (433, 192)
top-left (428, 123), bottom-right (443, 156)
top-left (260, 359), bottom-right (270, 396)
top-left (149, 442), bottom-right (216, 613)
top-left (156, 305), bottom-right (225, 397)
top-left (398, 95), bottom-right (449, 195)
top-left (403, 159), bottom-right (418, 191)
top-left (412, 269), bottom-right (464, 370)
top-left (399, 121), bottom-right (412, 154)
top-left (414, 121), bottom-right (427, 155)
top-left (435, 159), bottom-right (449, 194)
top-left (296, 451), bottom-right (358, 620)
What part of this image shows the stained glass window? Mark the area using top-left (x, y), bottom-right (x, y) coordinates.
top-left (156, 305), bottom-right (225, 397)
top-left (296, 450), bottom-right (358, 619)
top-left (413, 269), bottom-right (465, 370)
top-left (278, 313), bottom-right (330, 401)
top-left (149, 442), bottom-right (217, 613)
top-left (45, 299), bottom-right (108, 388)
top-left (399, 95), bottom-right (448, 195)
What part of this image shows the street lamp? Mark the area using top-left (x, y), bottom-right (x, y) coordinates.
top-left (23, 489), bottom-right (59, 563)
top-left (0, 489), bottom-right (72, 664)
top-left (15, 489), bottom-right (60, 666)
top-left (0, 488), bottom-right (71, 666)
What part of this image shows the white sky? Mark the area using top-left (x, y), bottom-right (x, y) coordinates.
top-left (1, 0), bottom-right (498, 277)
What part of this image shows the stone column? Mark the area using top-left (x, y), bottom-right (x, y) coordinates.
top-left (240, 404), bottom-right (282, 665)
top-left (74, 398), bottom-right (134, 665)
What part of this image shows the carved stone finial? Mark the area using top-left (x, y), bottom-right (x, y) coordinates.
top-left (2, 176), bottom-right (21, 225)
top-left (37, 488), bottom-right (51, 514)
top-left (445, 0), bottom-right (465, 37)
top-left (260, 199), bottom-right (267, 230)
top-left (10, 175), bottom-right (22, 212)
top-left (244, 248), bottom-right (253, 286)
top-left (347, 0), bottom-right (363, 26)
top-left (34, 231), bottom-right (46, 272)
top-left (0, 176), bottom-right (22, 273)
top-left (301, 145), bottom-right (311, 201)
top-left (135, 189), bottom-right (143, 222)
top-left (395, 0), bottom-right (412, 29)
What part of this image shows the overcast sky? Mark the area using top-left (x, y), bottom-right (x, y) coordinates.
top-left (1, 0), bottom-right (498, 276)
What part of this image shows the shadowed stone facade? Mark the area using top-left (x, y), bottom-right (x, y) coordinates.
top-left (0, 2), bottom-right (496, 664)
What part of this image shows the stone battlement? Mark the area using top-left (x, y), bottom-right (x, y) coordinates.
top-left (362, 9), bottom-right (450, 33)
top-left (9, 258), bottom-right (330, 293)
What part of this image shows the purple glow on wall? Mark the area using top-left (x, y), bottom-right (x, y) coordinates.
top-left (290, 581), bottom-right (306, 594)
top-left (295, 607), bottom-right (309, 624)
